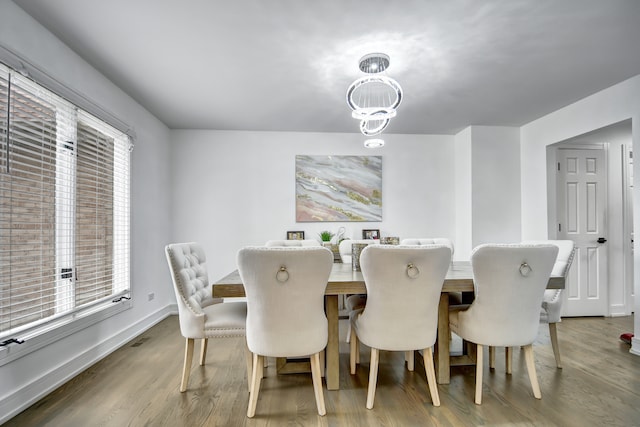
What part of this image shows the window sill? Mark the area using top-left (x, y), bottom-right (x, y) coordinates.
top-left (0, 299), bottom-right (132, 366)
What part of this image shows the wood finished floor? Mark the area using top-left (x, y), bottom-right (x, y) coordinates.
top-left (5, 315), bottom-right (639, 427)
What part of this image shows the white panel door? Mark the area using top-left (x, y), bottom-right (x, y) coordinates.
top-left (557, 148), bottom-right (608, 316)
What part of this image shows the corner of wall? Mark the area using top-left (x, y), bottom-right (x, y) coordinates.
top-left (630, 336), bottom-right (640, 357)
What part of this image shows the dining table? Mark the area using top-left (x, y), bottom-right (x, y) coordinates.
top-left (212, 261), bottom-right (565, 391)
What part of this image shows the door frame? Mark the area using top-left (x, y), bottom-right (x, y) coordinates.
top-left (547, 140), bottom-right (633, 317)
top-left (622, 142), bottom-right (634, 315)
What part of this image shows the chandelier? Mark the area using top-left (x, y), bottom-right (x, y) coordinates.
top-left (346, 53), bottom-right (403, 136)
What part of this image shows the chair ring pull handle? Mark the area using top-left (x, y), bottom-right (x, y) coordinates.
top-left (519, 262), bottom-right (532, 277)
top-left (276, 266), bottom-right (289, 283)
top-left (406, 263), bottom-right (420, 279)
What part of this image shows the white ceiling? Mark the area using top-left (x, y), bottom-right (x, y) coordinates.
top-left (13, 0), bottom-right (640, 135)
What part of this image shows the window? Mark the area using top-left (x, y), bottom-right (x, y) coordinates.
top-left (0, 63), bottom-right (131, 353)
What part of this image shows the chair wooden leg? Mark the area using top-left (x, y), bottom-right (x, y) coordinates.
top-left (180, 338), bottom-right (195, 392)
top-left (549, 322), bottom-right (563, 368)
top-left (475, 344), bottom-right (484, 404)
top-left (489, 346), bottom-right (495, 370)
top-left (523, 344), bottom-right (542, 399)
top-left (406, 351), bottom-right (415, 371)
top-left (310, 352), bottom-right (327, 416)
top-left (505, 346), bottom-right (512, 374)
top-left (199, 338), bottom-right (208, 365)
top-left (350, 328), bottom-right (358, 374)
top-left (247, 353), bottom-right (264, 418)
top-left (422, 347), bottom-right (440, 407)
top-left (244, 342), bottom-right (253, 392)
top-left (366, 348), bottom-right (380, 409)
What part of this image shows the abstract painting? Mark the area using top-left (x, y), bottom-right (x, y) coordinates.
top-left (296, 155), bottom-right (382, 222)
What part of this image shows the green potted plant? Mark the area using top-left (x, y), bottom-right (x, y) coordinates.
top-left (319, 230), bottom-right (335, 247)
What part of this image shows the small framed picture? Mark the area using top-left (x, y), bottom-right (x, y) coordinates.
top-left (362, 229), bottom-right (380, 240)
top-left (287, 231), bottom-right (305, 240)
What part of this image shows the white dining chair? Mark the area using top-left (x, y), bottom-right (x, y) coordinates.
top-left (265, 239), bottom-right (321, 247)
top-left (400, 237), bottom-right (455, 253)
top-left (449, 243), bottom-right (558, 404)
top-left (349, 244), bottom-right (451, 409)
top-left (237, 246), bottom-right (333, 418)
top-left (338, 238), bottom-right (380, 264)
top-left (520, 240), bottom-right (575, 368)
top-left (346, 237), bottom-right (457, 350)
top-left (491, 240), bottom-right (575, 371)
top-left (165, 242), bottom-right (250, 392)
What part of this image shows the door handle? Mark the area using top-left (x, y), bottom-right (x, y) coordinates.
top-left (597, 237), bottom-right (607, 244)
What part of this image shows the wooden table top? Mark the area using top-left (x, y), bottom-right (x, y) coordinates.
top-left (212, 261), bottom-right (565, 298)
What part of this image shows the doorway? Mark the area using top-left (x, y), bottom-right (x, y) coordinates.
top-left (548, 120), bottom-right (633, 317)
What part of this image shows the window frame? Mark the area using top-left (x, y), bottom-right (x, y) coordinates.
top-left (0, 57), bottom-right (133, 366)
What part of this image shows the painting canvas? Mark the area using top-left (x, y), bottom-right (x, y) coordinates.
top-left (296, 155), bottom-right (382, 222)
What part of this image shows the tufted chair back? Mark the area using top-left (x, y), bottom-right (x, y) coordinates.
top-left (165, 242), bottom-right (220, 338)
top-left (237, 246), bottom-right (333, 357)
top-left (453, 243), bottom-right (558, 347)
top-left (339, 239), bottom-right (380, 264)
top-left (265, 239), bottom-right (321, 247)
top-left (165, 242), bottom-right (249, 393)
top-left (401, 238), bottom-right (455, 256)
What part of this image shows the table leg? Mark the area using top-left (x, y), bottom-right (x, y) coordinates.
top-left (435, 292), bottom-right (450, 384)
top-left (325, 295), bottom-right (339, 390)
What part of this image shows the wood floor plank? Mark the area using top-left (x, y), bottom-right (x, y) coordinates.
top-left (5, 315), bottom-right (639, 426)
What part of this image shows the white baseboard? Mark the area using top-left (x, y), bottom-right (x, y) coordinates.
top-left (0, 304), bottom-right (178, 425)
top-left (609, 304), bottom-right (630, 317)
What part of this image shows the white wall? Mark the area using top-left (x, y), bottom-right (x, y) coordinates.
top-left (520, 74), bottom-right (640, 355)
top-left (454, 128), bottom-right (473, 260)
top-left (453, 126), bottom-right (522, 258)
top-left (169, 130), bottom-right (457, 280)
top-left (470, 126), bottom-right (521, 246)
top-left (603, 137), bottom-right (630, 316)
top-left (0, 2), bottom-right (174, 421)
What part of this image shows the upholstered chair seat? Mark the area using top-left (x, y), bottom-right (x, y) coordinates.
top-left (237, 246), bottom-right (333, 418)
top-left (165, 242), bottom-right (250, 392)
top-left (449, 243), bottom-right (558, 404)
top-left (349, 244), bottom-right (451, 409)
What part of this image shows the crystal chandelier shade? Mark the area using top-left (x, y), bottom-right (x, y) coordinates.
top-left (346, 53), bottom-right (403, 136)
